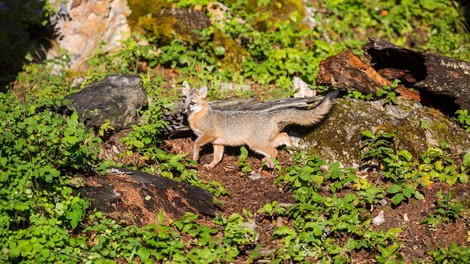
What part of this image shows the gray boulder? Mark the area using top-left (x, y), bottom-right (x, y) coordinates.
top-left (65, 74), bottom-right (147, 132)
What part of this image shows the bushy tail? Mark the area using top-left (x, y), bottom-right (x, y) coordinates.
top-left (271, 91), bottom-right (338, 126)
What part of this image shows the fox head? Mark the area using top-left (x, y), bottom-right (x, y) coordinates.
top-left (181, 81), bottom-right (208, 114)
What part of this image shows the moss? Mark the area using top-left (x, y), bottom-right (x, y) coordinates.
top-left (298, 98), bottom-right (470, 167)
top-left (245, 0), bottom-right (307, 31)
top-left (127, 0), bottom-right (171, 30)
top-left (213, 32), bottom-right (249, 71)
top-left (137, 8), bottom-right (210, 46)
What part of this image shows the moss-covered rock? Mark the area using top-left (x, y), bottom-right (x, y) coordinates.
top-left (138, 8), bottom-right (210, 46)
top-left (299, 97), bottom-right (470, 167)
top-left (127, 0), bottom-right (172, 30)
top-left (243, 0), bottom-right (306, 31)
top-left (213, 32), bottom-right (249, 71)
top-left (127, 0), bottom-right (308, 70)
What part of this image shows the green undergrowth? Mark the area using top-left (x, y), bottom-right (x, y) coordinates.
top-left (268, 131), bottom-right (470, 262)
top-left (2, 0), bottom-right (470, 262)
top-left (0, 91), bottom-right (102, 262)
top-left (124, 0), bottom-right (469, 97)
top-left (2, 79), bottom-right (470, 262)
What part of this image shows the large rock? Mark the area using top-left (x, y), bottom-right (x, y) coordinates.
top-left (301, 97), bottom-right (470, 167)
top-left (47, 0), bottom-right (131, 71)
top-left (65, 74), bottom-right (147, 131)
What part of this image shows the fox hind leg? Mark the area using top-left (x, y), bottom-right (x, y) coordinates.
top-left (271, 132), bottom-right (295, 155)
top-left (249, 144), bottom-right (278, 169)
top-left (271, 132), bottom-right (293, 148)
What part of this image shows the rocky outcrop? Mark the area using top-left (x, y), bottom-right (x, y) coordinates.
top-left (47, 0), bottom-right (131, 71)
top-left (301, 97), bottom-right (470, 167)
top-left (65, 74), bottom-right (147, 131)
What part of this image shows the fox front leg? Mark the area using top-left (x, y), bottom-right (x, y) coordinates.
top-left (193, 142), bottom-right (200, 161)
top-left (192, 134), bottom-right (216, 161)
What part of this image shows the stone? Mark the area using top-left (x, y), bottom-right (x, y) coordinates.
top-left (301, 97), bottom-right (470, 167)
top-left (47, 0), bottom-right (131, 72)
top-left (65, 74), bottom-right (147, 132)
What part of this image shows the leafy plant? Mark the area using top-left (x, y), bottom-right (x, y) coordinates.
top-left (269, 151), bottom-right (404, 262)
top-left (376, 79), bottom-right (399, 105)
top-left (237, 146), bottom-right (253, 175)
top-left (275, 151), bottom-right (326, 188)
top-left (430, 242), bottom-right (470, 263)
top-left (361, 129), bottom-right (397, 168)
top-left (0, 92), bottom-right (101, 262)
top-left (345, 89), bottom-right (374, 100)
top-left (421, 191), bottom-right (463, 228)
top-left (361, 130), bottom-right (422, 204)
top-left (455, 109), bottom-right (470, 132)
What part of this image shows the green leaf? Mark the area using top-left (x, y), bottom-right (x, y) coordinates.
top-left (459, 173), bottom-right (469, 184)
top-left (64, 135), bottom-right (78, 145)
top-left (414, 192), bottom-right (424, 200)
top-left (214, 46), bottom-right (225, 56)
top-left (71, 112), bottom-right (79, 121)
top-left (391, 193), bottom-right (404, 205)
top-left (398, 149), bottom-right (413, 161)
top-left (272, 226), bottom-right (295, 238)
top-left (387, 184), bottom-right (402, 194)
top-left (386, 227), bottom-right (403, 236)
top-left (463, 152), bottom-right (470, 167)
top-left (446, 175), bottom-right (458, 186)
top-left (378, 243), bottom-right (400, 257)
top-left (362, 130), bottom-right (374, 139)
top-left (133, 140), bottom-right (144, 149)
top-left (3, 131), bottom-right (13, 141)
top-left (434, 160), bottom-right (443, 171)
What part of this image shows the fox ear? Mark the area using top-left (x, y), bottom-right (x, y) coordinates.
top-left (182, 81), bottom-right (191, 95)
top-left (199, 86), bottom-right (208, 98)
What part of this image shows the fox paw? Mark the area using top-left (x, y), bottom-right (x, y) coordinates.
top-left (203, 164), bottom-right (216, 170)
top-left (262, 158), bottom-right (275, 169)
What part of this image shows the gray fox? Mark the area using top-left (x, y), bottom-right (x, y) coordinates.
top-left (181, 82), bottom-right (337, 169)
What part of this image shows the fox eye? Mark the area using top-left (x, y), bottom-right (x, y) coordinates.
top-left (189, 101), bottom-right (196, 106)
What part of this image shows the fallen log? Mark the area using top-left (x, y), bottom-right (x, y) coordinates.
top-left (316, 49), bottom-right (393, 94)
top-left (362, 37), bottom-right (470, 111)
top-left (77, 167), bottom-right (218, 225)
top-left (316, 37), bottom-right (470, 111)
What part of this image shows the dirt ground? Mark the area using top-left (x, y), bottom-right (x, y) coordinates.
top-left (87, 127), bottom-right (470, 263)
top-left (90, 90), bottom-right (469, 263)
top-left (163, 137), bottom-right (470, 263)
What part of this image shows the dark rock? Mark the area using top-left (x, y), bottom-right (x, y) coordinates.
top-left (65, 74), bottom-right (147, 132)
